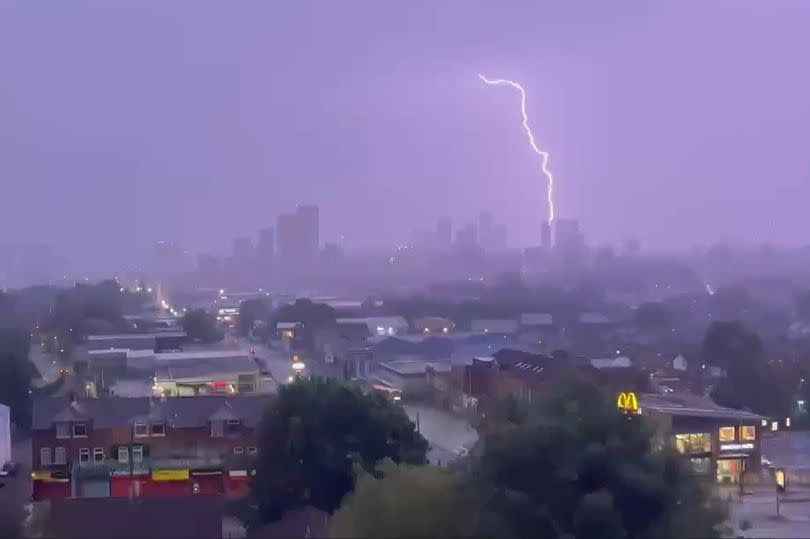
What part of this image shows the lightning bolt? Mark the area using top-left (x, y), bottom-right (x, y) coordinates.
top-left (478, 74), bottom-right (555, 224)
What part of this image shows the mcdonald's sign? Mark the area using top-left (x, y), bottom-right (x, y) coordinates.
top-left (617, 392), bottom-right (640, 414)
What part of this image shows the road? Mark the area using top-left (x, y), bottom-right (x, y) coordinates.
top-left (403, 404), bottom-right (478, 467)
top-left (231, 336), bottom-right (297, 389)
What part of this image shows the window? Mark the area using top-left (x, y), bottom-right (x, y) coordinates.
top-left (40, 447), bottom-right (52, 466)
top-left (210, 421), bottom-right (224, 438)
top-left (690, 457), bottom-right (712, 475)
top-left (233, 447), bottom-right (244, 455)
top-left (740, 426), bottom-right (756, 441)
top-left (134, 422), bottom-right (148, 438)
top-left (131, 446), bottom-right (144, 463)
top-left (247, 447), bottom-right (257, 455)
top-left (55, 423), bottom-right (70, 439)
top-left (150, 422), bottom-right (165, 437)
top-left (718, 427), bottom-right (736, 442)
top-left (54, 447), bottom-right (66, 465)
top-left (118, 447), bottom-right (129, 464)
top-left (93, 448), bottom-right (104, 463)
top-left (73, 423), bottom-right (87, 437)
top-left (79, 448), bottom-right (90, 463)
top-left (225, 419), bottom-right (241, 435)
top-left (673, 433), bottom-right (711, 454)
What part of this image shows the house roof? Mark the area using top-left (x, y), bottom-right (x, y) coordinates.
top-left (33, 395), bottom-right (271, 430)
top-left (87, 332), bottom-right (186, 341)
top-left (578, 312), bottom-right (610, 324)
top-left (48, 495), bottom-right (224, 539)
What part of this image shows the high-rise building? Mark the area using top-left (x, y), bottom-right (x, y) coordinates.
top-left (455, 224), bottom-right (478, 250)
top-left (478, 211), bottom-right (495, 251)
top-left (232, 237), bottom-right (253, 264)
top-left (297, 205), bottom-right (320, 259)
top-left (257, 227), bottom-right (274, 269)
top-left (436, 218), bottom-right (452, 250)
top-left (276, 205), bottom-right (320, 263)
top-left (541, 221), bottom-right (552, 250)
top-left (554, 219), bottom-right (586, 258)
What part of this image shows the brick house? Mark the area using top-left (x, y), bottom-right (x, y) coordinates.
top-left (31, 394), bottom-right (270, 501)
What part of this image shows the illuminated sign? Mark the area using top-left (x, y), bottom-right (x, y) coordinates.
top-left (617, 392), bottom-right (640, 414)
top-left (152, 469), bottom-right (189, 481)
top-left (719, 443), bottom-right (754, 451)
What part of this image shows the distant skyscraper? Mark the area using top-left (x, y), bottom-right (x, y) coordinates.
top-left (232, 237), bottom-right (253, 264)
top-left (478, 211), bottom-right (495, 251)
top-left (554, 219), bottom-right (585, 258)
top-left (541, 221), bottom-right (552, 250)
top-left (257, 227), bottom-right (274, 269)
top-left (455, 223), bottom-right (478, 250)
top-left (276, 205), bottom-right (320, 263)
top-left (296, 205), bottom-right (320, 259)
top-left (436, 218), bottom-right (452, 250)
top-left (491, 224), bottom-right (508, 251)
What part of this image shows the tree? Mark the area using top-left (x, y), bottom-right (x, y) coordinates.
top-left (704, 321), bottom-right (789, 417)
top-left (0, 328), bottom-right (33, 430)
top-left (252, 378), bottom-right (428, 522)
top-left (633, 302), bottom-right (672, 330)
top-left (330, 461), bottom-right (466, 538)
top-left (180, 309), bottom-right (224, 344)
top-left (237, 298), bottom-right (271, 337)
top-left (466, 375), bottom-right (727, 539)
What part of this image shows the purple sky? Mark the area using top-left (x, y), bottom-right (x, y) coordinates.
top-left (2, 1), bottom-right (809, 267)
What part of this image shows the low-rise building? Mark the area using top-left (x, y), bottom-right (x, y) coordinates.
top-left (470, 319), bottom-right (520, 335)
top-left (86, 332), bottom-right (186, 352)
top-left (31, 394), bottom-right (269, 501)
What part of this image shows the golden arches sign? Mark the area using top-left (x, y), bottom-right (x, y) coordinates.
top-left (617, 392), bottom-right (639, 413)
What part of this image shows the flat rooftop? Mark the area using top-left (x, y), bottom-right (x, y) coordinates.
top-left (87, 332), bottom-right (186, 341)
top-left (640, 393), bottom-right (766, 421)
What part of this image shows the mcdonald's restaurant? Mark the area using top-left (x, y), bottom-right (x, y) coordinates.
top-left (619, 392), bottom-right (766, 483)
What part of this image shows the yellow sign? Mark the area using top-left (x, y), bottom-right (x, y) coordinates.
top-left (31, 471), bottom-right (51, 481)
top-left (617, 392), bottom-right (639, 414)
top-left (152, 469), bottom-right (189, 481)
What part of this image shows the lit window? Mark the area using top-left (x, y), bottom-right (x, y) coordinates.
top-left (131, 446), bottom-right (144, 463)
top-left (150, 423), bottom-right (165, 437)
top-left (79, 448), bottom-right (90, 463)
top-left (718, 427), bottom-right (735, 442)
top-left (73, 423), bottom-right (87, 437)
top-left (40, 448), bottom-right (52, 466)
top-left (118, 447), bottom-right (129, 464)
top-left (93, 448), bottom-right (104, 463)
top-left (740, 426), bottom-right (756, 441)
top-left (233, 447), bottom-right (244, 455)
top-left (673, 433), bottom-right (711, 454)
top-left (690, 457), bottom-right (711, 475)
top-left (134, 422), bottom-right (148, 437)
top-left (55, 423), bottom-right (70, 439)
top-left (54, 447), bottom-right (66, 465)
top-left (247, 447), bottom-right (257, 455)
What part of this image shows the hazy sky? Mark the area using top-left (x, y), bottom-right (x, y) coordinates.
top-left (2, 1), bottom-right (810, 267)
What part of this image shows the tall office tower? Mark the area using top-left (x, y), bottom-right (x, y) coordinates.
top-left (455, 223), bottom-right (478, 250)
top-left (554, 218), bottom-right (586, 258)
top-left (232, 237), bottom-right (253, 264)
top-left (296, 205), bottom-right (320, 259)
top-left (436, 218), bottom-right (452, 250)
top-left (491, 224), bottom-right (508, 252)
top-left (256, 227), bottom-right (274, 270)
top-left (541, 221), bottom-right (552, 250)
top-left (276, 212), bottom-right (298, 261)
top-left (478, 211), bottom-right (495, 251)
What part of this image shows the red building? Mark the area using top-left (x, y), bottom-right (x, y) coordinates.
top-left (31, 395), bottom-right (269, 501)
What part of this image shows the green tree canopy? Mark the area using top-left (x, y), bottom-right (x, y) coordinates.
top-left (0, 328), bottom-right (33, 430)
top-left (252, 378), bottom-right (428, 522)
top-left (330, 461), bottom-right (466, 539)
top-left (466, 375), bottom-right (727, 539)
top-left (180, 309), bottom-right (224, 344)
top-left (237, 298), bottom-right (271, 337)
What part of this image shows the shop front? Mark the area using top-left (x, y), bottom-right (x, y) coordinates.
top-left (31, 471), bottom-right (71, 501)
